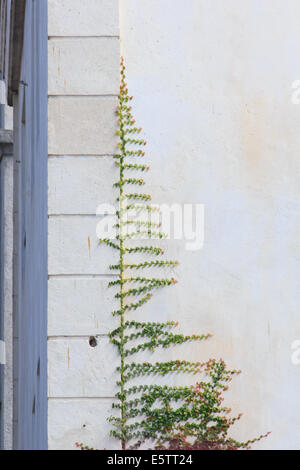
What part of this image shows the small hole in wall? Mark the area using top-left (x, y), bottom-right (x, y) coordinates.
top-left (89, 336), bottom-right (97, 348)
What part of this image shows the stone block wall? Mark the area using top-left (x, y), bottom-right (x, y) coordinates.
top-left (47, 0), bottom-right (120, 450)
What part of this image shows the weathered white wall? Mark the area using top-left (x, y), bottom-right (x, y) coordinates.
top-left (120, 0), bottom-right (300, 450)
top-left (48, 0), bottom-right (120, 450)
top-left (47, 0), bottom-right (300, 451)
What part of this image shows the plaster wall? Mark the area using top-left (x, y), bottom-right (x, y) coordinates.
top-left (119, 0), bottom-right (300, 450)
top-left (47, 0), bottom-right (300, 450)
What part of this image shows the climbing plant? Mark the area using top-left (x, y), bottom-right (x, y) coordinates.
top-left (87, 58), bottom-right (269, 451)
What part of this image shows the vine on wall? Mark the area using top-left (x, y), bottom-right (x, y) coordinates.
top-left (78, 58), bottom-right (269, 451)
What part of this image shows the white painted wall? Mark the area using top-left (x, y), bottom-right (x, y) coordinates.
top-left (47, 0), bottom-right (300, 450)
top-left (119, 0), bottom-right (300, 450)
